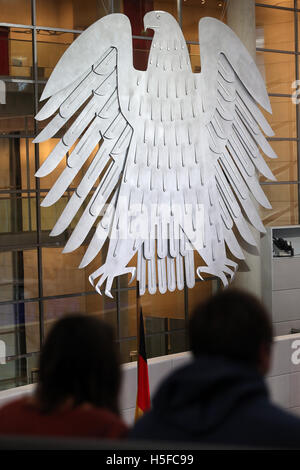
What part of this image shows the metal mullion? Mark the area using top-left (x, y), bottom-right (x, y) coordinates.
top-left (268, 93), bottom-right (293, 98)
top-left (257, 47), bottom-right (298, 54)
top-left (0, 22), bottom-right (34, 29)
top-left (255, 3), bottom-right (298, 12)
top-left (5, 351), bottom-right (39, 362)
top-left (24, 118), bottom-right (32, 232)
top-left (0, 186), bottom-right (91, 193)
top-left (0, 78), bottom-right (46, 85)
top-left (0, 189), bottom-right (38, 194)
top-left (295, 0), bottom-right (300, 223)
top-left (118, 328), bottom-right (188, 344)
top-left (177, 0), bottom-right (182, 27)
top-left (0, 245), bottom-right (53, 252)
top-left (0, 134), bottom-right (36, 139)
top-left (261, 181), bottom-right (300, 185)
top-left (116, 277), bottom-right (121, 344)
top-left (183, 283), bottom-right (189, 351)
top-left (35, 25), bottom-right (83, 34)
top-left (0, 22), bottom-right (84, 35)
top-left (0, 241), bottom-right (68, 251)
top-left (267, 137), bottom-right (299, 141)
top-left (31, 0), bottom-right (44, 349)
top-left (0, 78), bottom-right (36, 84)
top-left (0, 288), bottom-right (118, 307)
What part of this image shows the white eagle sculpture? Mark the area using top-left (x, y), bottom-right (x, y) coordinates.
top-left (34, 11), bottom-right (276, 297)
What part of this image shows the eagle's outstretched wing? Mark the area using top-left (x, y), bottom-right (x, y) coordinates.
top-left (192, 17), bottom-right (277, 285)
top-left (34, 14), bottom-right (134, 266)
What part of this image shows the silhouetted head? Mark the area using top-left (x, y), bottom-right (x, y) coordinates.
top-left (36, 314), bottom-right (121, 414)
top-left (189, 288), bottom-right (273, 375)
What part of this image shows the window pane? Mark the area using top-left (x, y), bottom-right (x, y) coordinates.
top-left (42, 244), bottom-right (117, 297)
top-left (85, 293), bottom-right (118, 329)
top-left (0, 138), bottom-right (35, 192)
top-left (40, 195), bottom-right (71, 232)
top-left (24, 302), bottom-right (40, 353)
top-left (0, 354), bottom-right (39, 391)
top-left (42, 247), bottom-right (88, 296)
top-left (36, 0), bottom-right (108, 30)
top-left (261, 96), bottom-right (296, 138)
top-left (119, 338), bottom-right (137, 364)
top-left (189, 44), bottom-right (200, 73)
top-left (168, 328), bottom-right (187, 355)
top-left (188, 279), bottom-right (215, 316)
top-left (0, 301), bottom-right (39, 388)
top-left (140, 287), bottom-right (185, 320)
top-left (133, 37), bottom-right (152, 71)
top-left (256, 51), bottom-right (295, 95)
top-left (0, 195), bottom-right (37, 233)
top-left (0, 0), bottom-right (32, 25)
top-left (182, 0), bottom-right (226, 42)
top-left (256, 6), bottom-right (294, 51)
top-left (0, 82), bottom-right (34, 135)
top-left (6, 28), bottom-right (33, 79)
top-left (118, 0), bottom-right (178, 19)
top-left (37, 30), bottom-right (80, 80)
top-left (145, 318), bottom-right (171, 358)
top-left (119, 288), bottom-right (138, 340)
top-left (260, 183), bottom-right (298, 226)
top-left (0, 250), bottom-right (38, 302)
top-left (43, 293), bottom-right (118, 338)
top-left (260, 140), bottom-right (297, 183)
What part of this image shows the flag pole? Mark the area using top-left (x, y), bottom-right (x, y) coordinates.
top-left (135, 279), bottom-right (141, 422)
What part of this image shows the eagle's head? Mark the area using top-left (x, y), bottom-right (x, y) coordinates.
top-left (143, 10), bottom-right (178, 33)
top-left (143, 10), bottom-right (190, 72)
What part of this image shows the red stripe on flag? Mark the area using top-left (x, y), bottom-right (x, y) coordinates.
top-left (137, 355), bottom-right (150, 412)
top-left (135, 309), bottom-right (151, 421)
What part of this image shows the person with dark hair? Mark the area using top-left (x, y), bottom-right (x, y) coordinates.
top-left (0, 315), bottom-right (128, 439)
top-left (130, 288), bottom-right (300, 448)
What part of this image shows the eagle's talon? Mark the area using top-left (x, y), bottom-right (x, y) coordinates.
top-left (105, 289), bottom-right (114, 298)
top-left (128, 267), bottom-right (136, 284)
top-left (196, 267), bottom-right (204, 281)
top-left (95, 284), bottom-right (102, 295)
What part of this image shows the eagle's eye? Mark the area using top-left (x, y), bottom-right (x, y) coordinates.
top-left (156, 13), bottom-right (161, 19)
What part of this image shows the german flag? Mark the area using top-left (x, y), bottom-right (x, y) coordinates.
top-left (135, 309), bottom-right (150, 421)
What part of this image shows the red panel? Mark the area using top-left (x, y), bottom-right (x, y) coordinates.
top-left (123, 0), bottom-right (154, 70)
top-left (0, 27), bottom-right (9, 76)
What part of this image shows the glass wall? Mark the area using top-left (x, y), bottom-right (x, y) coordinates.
top-left (256, 1), bottom-right (300, 225)
top-left (0, 0), bottom-right (298, 391)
